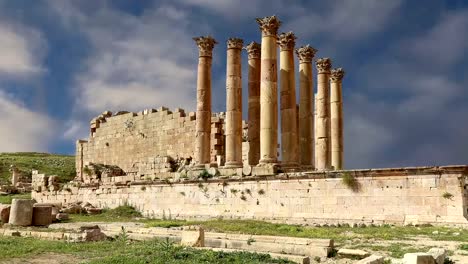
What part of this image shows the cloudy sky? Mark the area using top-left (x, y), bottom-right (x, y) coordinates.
top-left (0, 0), bottom-right (467, 169)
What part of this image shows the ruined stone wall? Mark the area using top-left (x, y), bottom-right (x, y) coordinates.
top-left (34, 166), bottom-right (468, 226)
top-left (76, 108), bottom-right (225, 179)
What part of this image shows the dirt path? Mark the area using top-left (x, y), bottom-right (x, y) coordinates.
top-left (1, 253), bottom-right (83, 264)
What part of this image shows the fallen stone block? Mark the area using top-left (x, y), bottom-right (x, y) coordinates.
top-left (337, 248), bottom-right (371, 259)
top-left (427, 248), bottom-right (446, 264)
top-left (0, 204), bottom-right (10, 223)
top-left (403, 253), bottom-right (435, 264)
top-left (82, 226), bottom-right (107, 241)
top-left (208, 247), bottom-right (310, 264)
top-left (32, 205), bottom-right (52, 226)
top-left (8, 199), bottom-right (34, 226)
top-left (56, 213), bottom-right (69, 221)
top-left (181, 227), bottom-right (204, 247)
top-left (356, 255), bottom-right (384, 264)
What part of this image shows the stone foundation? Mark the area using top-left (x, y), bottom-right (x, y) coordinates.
top-left (33, 166), bottom-right (468, 226)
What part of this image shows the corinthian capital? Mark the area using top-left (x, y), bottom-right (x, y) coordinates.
top-left (316, 58), bottom-right (332, 74)
top-left (330, 68), bottom-right (345, 82)
top-left (277, 31), bottom-right (296, 51)
top-left (256, 15), bottom-right (281, 37)
top-left (227, 38), bottom-right (243, 50)
top-left (295, 45), bottom-right (317, 63)
top-left (244, 41), bottom-right (261, 59)
top-left (193, 36), bottom-right (217, 57)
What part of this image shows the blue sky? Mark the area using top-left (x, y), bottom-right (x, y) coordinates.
top-left (0, 0), bottom-right (467, 169)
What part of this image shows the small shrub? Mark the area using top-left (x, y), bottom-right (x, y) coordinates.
top-left (240, 194), bottom-right (247, 201)
top-left (202, 187), bottom-right (208, 193)
top-left (444, 258), bottom-right (455, 264)
top-left (82, 166), bottom-right (92, 176)
top-left (442, 192), bottom-right (454, 200)
top-left (107, 205), bottom-right (142, 218)
top-left (245, 189), bottom-right (251, 196)
top-left (198, 169), bottom-right (212, 181)
top-left (179, 191), bottom-right (185, 196)
top-left (230, 189), bottom-right (238, 194)
top-left (115, 226), bottom-right (129, 245)
top-left (247, 238), bottom-right (256, 245)
top-left (222, 181), bottom-right (229, 187)
top-left (280, 203), bottom-right (284, 207)
top-left (313, 256), bottom-right (321, 262)
top-left (341, 173), bottom-right (360, 192)
top-left (215, 198), bottom-right (220, 203)
top-left (64, 187), bottom-right (72, 192)
top-left (140, 186), bottom-right (146, 191)
top-left (257, 189), bottom-right (265, 195)
top-left (198, 182), bottom-right (204, 189)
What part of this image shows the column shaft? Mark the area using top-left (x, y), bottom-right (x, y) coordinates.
top-left (278, 32), bottom-right (298, 166)
top-left (245, 42), bottom-right (261, 166)
top-left (330, 68), bottom-right (345, 170)
top-left (296, 45), bottom-right (317, 167)
top-left (194, 36), bottom-right (217, 166)
top-left (256, 16), bottom-right (281, 164)
top-left (225, 38), bottom-right (243, 167)
top-left (315, 58), bottom-right (332, 170)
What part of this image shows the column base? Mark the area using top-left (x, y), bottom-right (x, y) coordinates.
top-left (252, 163), bottom-right (280, 176)
top-left (223, 161), bottom-right (243, 168)
top-left (259, 157), bottom-right (278, 164)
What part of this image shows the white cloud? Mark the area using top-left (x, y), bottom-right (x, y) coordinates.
top-left (0, 91), bottom-right (56, 152)
top-left (0, 22), bottom-right (46, 77)
top-left (286, 0), bottom-right (402, 40)
top-left (63, 5), bottom-right (201, 115)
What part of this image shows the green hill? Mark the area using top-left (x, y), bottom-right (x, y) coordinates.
top-left (0, 152), bottom-right (76, 185)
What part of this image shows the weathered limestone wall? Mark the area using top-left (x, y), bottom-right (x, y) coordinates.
top-left (34, 166), bottom-right (468, 226)
top-left (76, 108), bottom-right (225, 178)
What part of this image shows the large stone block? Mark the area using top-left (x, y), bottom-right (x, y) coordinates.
top-left (0, 204), bottom-right (10, 223)
top-left (403, 253), bottom-right (435, 264)
top-left (9, 199), bottom-right (34, 226)
top-left (32, 205), bottom-right (53, 226)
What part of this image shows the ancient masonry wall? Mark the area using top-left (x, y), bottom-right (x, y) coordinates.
top-left (33, 166), bottom-right (468, 226)
top-left (76, 108), bottom-right (225, 179)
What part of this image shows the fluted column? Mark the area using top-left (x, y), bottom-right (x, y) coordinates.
top-left (256, 15), bottom-right (281, 164)
top-left (315, 58), bottom-right (332, 170)
top-left (244, 42), bottom-right (261, 166)
top-left (278, 32), bottom-right (298, 166)
top-left (296, 45), bottom-right (317, 167)
top-left (225, 38), bottom-right (243, 167)
top-left (330, 68), bottom-right (345, 170)
top-left (193, 36), bottom-right (217, 167)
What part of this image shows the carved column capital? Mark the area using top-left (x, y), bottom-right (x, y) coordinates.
top-left (227, 38), bottom-right (243, 50)
top-left (330, 68), bottom-right (345, 82)
top-left (295, 45), bottom-right (317, 63)
top-left (244, 41), bottom-right (261, 59)
top-left (256, 15), bottom-right (281, 37)
top-left (193, 36), bottom-right (217, 57)
top-left (316, 58), bottom-right (332, 74)
top-left (277, 31), bottom-right (296, 51)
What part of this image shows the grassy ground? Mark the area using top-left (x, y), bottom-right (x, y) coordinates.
top-left (0, 236), bottom-right (294, 264)
top-left (0, 152), bottom-right (75, 184)
top-left (0, 193), bottom-right (31, 204)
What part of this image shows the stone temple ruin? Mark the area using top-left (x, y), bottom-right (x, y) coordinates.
top-left (33, 16), bottom-right (468, 226)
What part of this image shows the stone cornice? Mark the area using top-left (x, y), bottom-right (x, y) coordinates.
top-left (316, 58), bottom-right (332, 74)
top-left (244, 41), bottom-right (261, 59)
top-left (227, 38), bottom-right (243, 50)
top-left (193, 36), bottom-right (217, 57)
top-left (277, 31), bottom-right (296, 51)
top-left (295, 45), bottom-right (317, 63)
top-left (256, 15), bottom-right (281, 37)
top-left (330, 68), bottom-right (345, 82)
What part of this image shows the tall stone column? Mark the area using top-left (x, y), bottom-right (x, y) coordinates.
top-left (244, 42), bottom-right (261, 166)
top-left (278, 31), bottom-right (298, 167)
top-left (330, 68), bottom-right (345, 170)
top-left (315, 58), bottom-right (332, 170)
top-left (225, 38), bottom-right (243, 167)
top-left (193, 36), bottom-right (217, 167)
top-left (296, 45), bottom-right (317, 167)
top-left (256, 15), bottom-right (281, 164)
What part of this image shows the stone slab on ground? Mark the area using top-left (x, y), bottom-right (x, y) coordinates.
top-left (356, 255), bottom-right (384, 264)
top-left (427, 248), bottom-right (446, 264)
top-left (403, 253), bottom-right (435, 264)
top-left (337, 248), bottom-right (371, 259)
top-left (208, 247), bottom-right (310, 264)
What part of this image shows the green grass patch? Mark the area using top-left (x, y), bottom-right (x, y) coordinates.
top-left (144, 219), bottom-right (468, 242)
top-left (0, 152), bottom-right (75, 184)
top-left (0, 236), bottom-right (294, 263)
top-left (0, 193), bottom-right (31, 204)
top-left (67, 205), bottom-right (142, 223)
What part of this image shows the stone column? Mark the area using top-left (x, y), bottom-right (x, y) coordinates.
top-left (330, 68), bottom-right (345, 170)
top-left (315, 58), bottom-right (332, 170)
top-left (278, 32), bottom-right (298, 167)
top-left (296, 45), bottom-right (317, 167)
top-left (225, 38), bottom-right (243, 167)
top-left (193, 36), bottom-right (217, 167)
top-left (256, 15), bottom-right (281, 164)
top-left (244, 42), bottom-right (261, 166)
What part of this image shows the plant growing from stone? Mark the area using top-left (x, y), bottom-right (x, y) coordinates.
top-left (198, 169), bottom-right (212, 181)
top-left (257, 189), bottom-right (265, 195)
top-left (341, 172), bottom-right (360, 192)
top-left (442, 192), bottom-right (454, 200)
